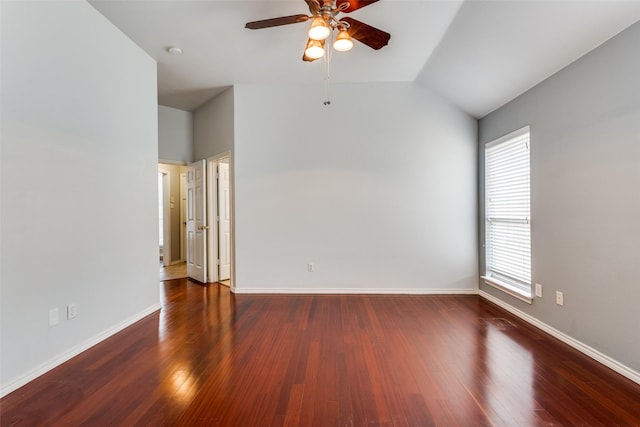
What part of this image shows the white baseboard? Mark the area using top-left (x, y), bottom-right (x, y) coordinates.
top-left (0, 303), bottom-right (161, 398)
top-left (479, 290), bottom-right (640, 385)
top-left (232, 287), bottom-right (478, 295)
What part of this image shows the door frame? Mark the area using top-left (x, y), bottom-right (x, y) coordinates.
top-left (206, 151), bottom-right (234, 290)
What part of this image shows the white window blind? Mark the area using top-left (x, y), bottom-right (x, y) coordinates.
top-left (485, 126), bottom-right (531, 297)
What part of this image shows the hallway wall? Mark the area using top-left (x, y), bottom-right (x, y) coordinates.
top-left (1, 0), bottom-right (159, 395)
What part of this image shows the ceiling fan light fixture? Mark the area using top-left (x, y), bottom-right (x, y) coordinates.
top-left (308, 16), bottom-right (331, 40)
top-left (333, 28), bottom-right (353, 51)
top-left (305, 39), bottom-right (325, 59)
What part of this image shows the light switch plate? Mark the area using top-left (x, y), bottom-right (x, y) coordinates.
top-left (535, 283), bottom-right (542, 298)
top-left (556, 291), bottom-right (564, 306)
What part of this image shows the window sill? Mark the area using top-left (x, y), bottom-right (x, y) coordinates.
top-left (481, 276), bottom-right (532, 304)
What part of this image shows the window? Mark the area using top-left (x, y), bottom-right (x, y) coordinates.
top-left (484, 126), bottom-right (531, 301)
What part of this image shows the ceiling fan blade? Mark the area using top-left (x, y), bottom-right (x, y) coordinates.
top-left (305, 0), bottom-right (321, 15)
top-left (302, 38), bottom-right (325, 62)
top-left (337, 0), bottom-right (380, 13)
top-left (341, 17), bottom-right (390, 50)
top-left (245, 14), bottom-right (310, 30)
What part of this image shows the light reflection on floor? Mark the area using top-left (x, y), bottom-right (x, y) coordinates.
top-left (157, 279), bottom-right (237, 407)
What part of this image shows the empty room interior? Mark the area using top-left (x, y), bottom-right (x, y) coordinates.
top-left (1, 0), bottom-right (639, 425)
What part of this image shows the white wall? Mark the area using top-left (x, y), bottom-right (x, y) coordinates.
top-left (0, 1), bottom-right (159, 395)
top-left (158, 105), bottom-right (193, 163)
top-left (233, 82), bottom-right (478, 293)
top-left (479, 22), bottom-right (640, 374)
top-left (193, 87), bottom-right (234, 161)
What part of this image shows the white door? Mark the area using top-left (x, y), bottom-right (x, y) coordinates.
top-left (218, 161), bottom-right (231, 280)
top-left (179, 172), bottom-right (186, 262)
top-left (186, 160), bottom-right (207, 283)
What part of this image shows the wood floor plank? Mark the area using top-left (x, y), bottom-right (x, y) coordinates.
top-left (2, 280), bottom-right (640, 426)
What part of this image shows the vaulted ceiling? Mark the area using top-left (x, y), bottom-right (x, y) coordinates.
top-left (90, 0), bottom-right (640, 118)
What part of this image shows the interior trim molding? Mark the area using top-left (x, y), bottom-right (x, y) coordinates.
top-left (479, 290), bottom-right (640, 386)
top-left (0, 303), bottom-right (161, 398)
top-left (158, 159), bottom-right (188, 166)
top-left (482, 276), bottom-right (532, 304)
top-left (232, 288), bottom-right (478, 295)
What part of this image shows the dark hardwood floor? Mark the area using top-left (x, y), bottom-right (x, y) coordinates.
top-left (2, 279), bottom-right (640, 426)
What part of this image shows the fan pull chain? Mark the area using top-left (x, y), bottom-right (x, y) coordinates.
top-left (323, 38), bottom-right (332, 106)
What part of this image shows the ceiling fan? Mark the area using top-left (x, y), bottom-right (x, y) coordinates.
top-left (245, 0), bottom-right (391, 62)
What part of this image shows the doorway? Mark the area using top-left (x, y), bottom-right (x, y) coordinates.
top-left (159, 163), bottom-right (188, 279)
top-left (158, 168), bottom-right (170, 266)
top-left (214, 157), bottom-right (231, 284)
top-left (185, 153), bottom-right (234, 288)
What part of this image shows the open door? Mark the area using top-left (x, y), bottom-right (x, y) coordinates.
top-left (180, 172), bottom-right (187, 262)
top-left (186, 160), bottom-right (207, 283)
top-left (218, 161), bottom-right (231, 280)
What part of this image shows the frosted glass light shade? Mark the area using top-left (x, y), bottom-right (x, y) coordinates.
top-left (305, 39), bottom-right (325, 59)
top-left (333, 29), bottom-right (353, 51)
top-left (308, 17), bottom-right (331, 40)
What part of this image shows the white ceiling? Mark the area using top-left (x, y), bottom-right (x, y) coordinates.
top-left (90, 0), bottom-right (640, 117)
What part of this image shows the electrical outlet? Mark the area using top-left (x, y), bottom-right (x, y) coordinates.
top-left (556, 291), bottom-right (564, 306)
top-left (535, 283), bottom-right (543, 298)
top-left (307, 262), bottom-right (314, 273)
top-left (49, 308), bottom-right (59, 327)
top-left (67, 304), bottom-right (77, 320)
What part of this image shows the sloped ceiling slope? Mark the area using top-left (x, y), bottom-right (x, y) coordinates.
top-left (90, 0), bottom-right (640, 116)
